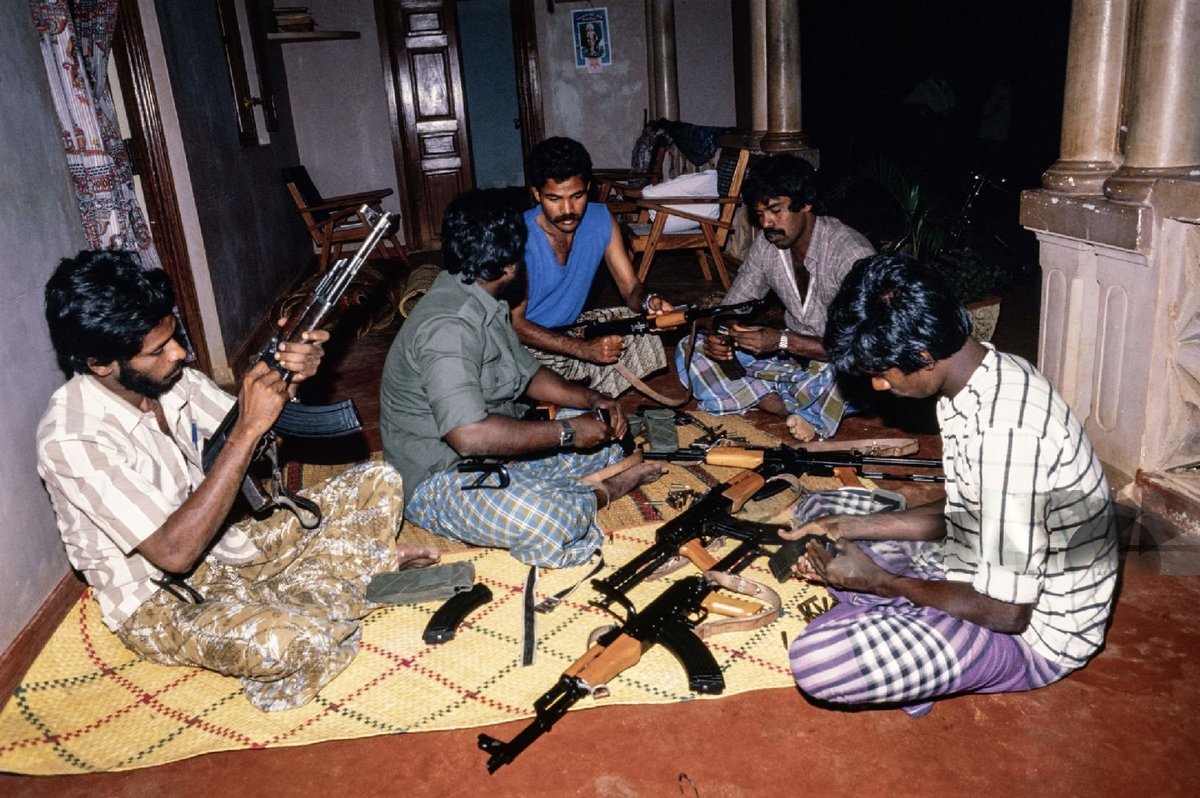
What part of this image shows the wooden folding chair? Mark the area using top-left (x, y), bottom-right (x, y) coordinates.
top-left (593, 133), bottom-right (671, 220)
top-left (625, 147), bottom-right (750, 289)
top-left (282, 166), bottom-right (405, 272)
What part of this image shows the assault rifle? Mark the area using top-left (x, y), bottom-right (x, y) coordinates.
top-left (590, 467), bottom-right (783, 613)
top-left (642, 444), bottom-right (945, 484)
top-left (479, 538), bottom-right (770, 773)
top-left (563, 297), bottom-right (765, 340)
top-left (201, 205), bottom-right (395, 527)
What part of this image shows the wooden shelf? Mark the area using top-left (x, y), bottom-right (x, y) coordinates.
top-left (267, 30), bottom-right (360, 43)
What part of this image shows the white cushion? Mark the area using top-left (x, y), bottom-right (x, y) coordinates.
top-left (639, 170), bottom-right (719, 233)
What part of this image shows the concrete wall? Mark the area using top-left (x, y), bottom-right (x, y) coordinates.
top-left (0, 0), bottom-right (90, 651)
top-left (281, 0), bottom-right (403, 219)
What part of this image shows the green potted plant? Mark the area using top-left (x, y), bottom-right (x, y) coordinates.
top-left (827, 157), bottom-right (1007, 340)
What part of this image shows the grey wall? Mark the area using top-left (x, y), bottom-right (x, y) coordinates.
top-left (281, 0), bottom-right (403, 220)
top-left (0, 0), bottom-right (91, 651)
top-left (534, 0), bottom-right (735, 170)
top-left (154, 0), bottom-right (313, 357)
top-left (535, 0), bottom-right (650, 169)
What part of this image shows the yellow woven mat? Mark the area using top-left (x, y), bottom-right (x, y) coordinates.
top-left (0, 413), bottom-right (841, 776)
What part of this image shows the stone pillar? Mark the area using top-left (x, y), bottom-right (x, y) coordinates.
top-left (1041, 0), bottom-right (1130, 195)
top-left (749, 0), bottom-right (768, 133)
top-left (1105, 0), bottom-right (1200, 204)
top-left (646, 0), bottom-right (679, 122)
top-left (759, 0), bottom-right (806, 152)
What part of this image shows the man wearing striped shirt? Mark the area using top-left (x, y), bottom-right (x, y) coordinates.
top-left (784, 253), bottom-right (1118, 717)
top-left (36, 251), bottom-right (435, 711)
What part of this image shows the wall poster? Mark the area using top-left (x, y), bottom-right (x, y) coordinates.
top-left (572, 7), bottom-right (611, 71)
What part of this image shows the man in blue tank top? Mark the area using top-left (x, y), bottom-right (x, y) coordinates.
top-left (512, 137), bottom-right (673, 397)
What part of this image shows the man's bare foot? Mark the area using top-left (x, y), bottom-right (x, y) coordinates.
top-left (786, 414), bottom-right (817, 442)
top-left (757, 392), bottom-right (789, 418)
top-left (597, 462), bottom-right (668, 508)
top-left (395, 544), bottom-right (441, 570)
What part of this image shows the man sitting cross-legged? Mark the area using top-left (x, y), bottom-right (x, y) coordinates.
top-left (380, 188), bottom-right (666, 568)
top-left (511, 136), bottom-right (675, 398)
top-left (784, 252), bottom-right (1118, 717)
top-left (674, 153), bottom-right (875, 441)
top-left (36, 251), bottom-right (436, 712)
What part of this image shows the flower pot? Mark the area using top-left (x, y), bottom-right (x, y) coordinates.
top-left (967, 295), bottom-right (1002, 342)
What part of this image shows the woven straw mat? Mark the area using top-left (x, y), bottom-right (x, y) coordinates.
top-left (0, 412), bottom-right (843, 775)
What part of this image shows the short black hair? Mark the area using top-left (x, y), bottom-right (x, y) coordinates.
top-left (823, 252), bottom-right (972, 377)
top-left (741, 153), bottom-right (818, 213)
top-left (528, 136), bottom-right (593, 189)
top-left (440, 189), bottom-right (527, 284)
top-left (44, 250), bottom-right (176, 376)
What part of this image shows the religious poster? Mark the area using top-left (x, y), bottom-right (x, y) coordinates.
top-left (573, 7), bottom-right (611, 71)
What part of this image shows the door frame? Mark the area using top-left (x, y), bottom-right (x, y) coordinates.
top-left (113, 1), bottom-right (212, 375)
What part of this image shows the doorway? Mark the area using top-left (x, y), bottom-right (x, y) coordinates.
top-left (458, 0), bottom-right (525, 188)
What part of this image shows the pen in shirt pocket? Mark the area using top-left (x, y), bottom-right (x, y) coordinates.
top-left (191, 422), bottom-right (199, 453)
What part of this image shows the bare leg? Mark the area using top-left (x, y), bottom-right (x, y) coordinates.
top-left (757, 392), bottom-right (789, 418)
top-left (395, 544), bottom-right (441, 570)
top-left (595, 463), bottom-right (668, 509)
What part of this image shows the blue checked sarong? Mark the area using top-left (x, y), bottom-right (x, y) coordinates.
top-left (788, 497), bottom-right (1067, 717)
top-left (674, 334), bottom-right (849, 439)
top-left (405, 443), bottom-right (623, 569)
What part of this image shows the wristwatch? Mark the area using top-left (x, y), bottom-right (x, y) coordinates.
top-left (778, 330), bottom-right (790, 353)
top-left (641, 293), bottom-right (660, 313)
top-left (558, 418), bottom-right (575, 448)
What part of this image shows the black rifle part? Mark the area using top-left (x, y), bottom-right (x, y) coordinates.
top-left (768, 534), bottom-right (839, 582)
top-left (201, 206), bottom-right (393, 524)
top-left (458, 460), bottom-right (511, 490)
top-left (589, 468), bottom-right (767, 612)
top-left (642, 445), bottom-right (945, 483)
top-left (479, 540), bottom-right (761, 773)
top-left (423, 582), bottom-right (493, 644)
top-left (566, 297), bottom-right (766, 340)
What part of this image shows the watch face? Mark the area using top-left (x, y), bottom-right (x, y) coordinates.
top-left (559, 419), bottom-right (575, 447)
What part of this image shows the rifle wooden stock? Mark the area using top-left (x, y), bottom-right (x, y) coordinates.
top-left (479, 540), bottom-right (766, 772)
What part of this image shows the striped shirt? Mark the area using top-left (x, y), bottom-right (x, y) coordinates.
top-left (36, 370), bottom-right (260, 630)
top-left (722, 215), bottom-right (875, 337)
top-left (919, 345), bottom-right (1118, 668)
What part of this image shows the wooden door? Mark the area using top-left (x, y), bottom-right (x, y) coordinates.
top-left (377, 0), bottom-right (474, 250)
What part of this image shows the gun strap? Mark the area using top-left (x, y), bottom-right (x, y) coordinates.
top-left (695, 570), bottom-right (782, 637)
top-left (520, 565), bottom-right (539, 666)
top-left (613, 362), bottom-right (689, 407)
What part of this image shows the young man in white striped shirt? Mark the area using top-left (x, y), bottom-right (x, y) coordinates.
top-left (36, 251), bottom-right (436, 711)
top-left (784, 252), bottom-right (1118, 717)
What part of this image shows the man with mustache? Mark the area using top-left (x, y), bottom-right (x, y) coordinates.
top-left (36, 250), bottom-right (435, 711)
top-left (381, 190), bottom-right (666, 568)
top-left (675, 153), bottom-right (874, 440)
top-left (512, 136), bottom-right (673, 398)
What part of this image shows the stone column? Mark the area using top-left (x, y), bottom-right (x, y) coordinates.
top-left (1041, 0), bottom-right (1130, 195)
top-left (749, 0), bottom-right (768, 133)
top-left (1105, 0), bottom-right (1200, 204)
top-left (759, 0), bottom-right (806, 152)
top-left (646, 0), bottom-right (679, 122)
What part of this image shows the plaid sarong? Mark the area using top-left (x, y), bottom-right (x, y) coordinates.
top-left (405, 443), bottom-right (624, 568)
top-left (674, 334), bottom-right (849, 438)
top-left (115, 462), bottom-right (403, 712)
top-left (529, 307), bottom-right (668, 397)
top-left (788, 496), bottom-right (1067, 717)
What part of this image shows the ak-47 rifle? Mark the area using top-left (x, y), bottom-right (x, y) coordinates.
top-left (478, 538), bottom-right (772, 773)
top-left (201, 205), bottom-right (395, 528)
top-left (589, 467), bottom-right (783, 614)
top-left (561, 297), bottom-right (765, 340)
top-left (642, 444), bottom-right (945, 484)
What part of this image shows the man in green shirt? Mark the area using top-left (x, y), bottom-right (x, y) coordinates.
top-left (381, 189), bottom-right (665, 567)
